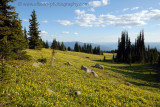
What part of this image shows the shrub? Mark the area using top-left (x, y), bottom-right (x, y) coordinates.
top-left (38, 58), bottom-right (47, 63)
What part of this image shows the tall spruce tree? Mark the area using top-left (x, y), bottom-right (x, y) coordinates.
top-left (61, 42), bottom-right (65, 51)
top-left (74, 42), bottom-right (79, 52)
top-left (24, 27), bottom-right (29, 48)
top-left (0, 0), bottom-right (27, 60)
top-left (28, 10), bottom-right (42, 49)
top-left (11, 18), bottom-right (27, 59)
top-left (51, 39), bottom-right (57, 49)
top-left (45, 40), bottom-right (49, 48)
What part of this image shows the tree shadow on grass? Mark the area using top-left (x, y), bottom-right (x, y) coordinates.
top-left (107, 64), bottom-right (160, 88)
top-left (93, 59), bottom-right (113, 63)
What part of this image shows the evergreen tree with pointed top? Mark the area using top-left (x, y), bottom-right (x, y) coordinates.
top-left (0, 0), bottom-right (27, 60)
top-left (61, 42), bottom-right (65, 51)
top-left (28, 10), bottom-right (42, 49)
top-left (68, 46), bottom-right (71, 51)
top-left (57, 41), bottom-right (60, 50)
top-left (51, 39), bottom-right (57, 49)
top-left (45, 40), bottom-right (49, 48)
top-left (74, 42), bottom-right (79, 52)
top-left (24, 27), bottom-right (29, 48)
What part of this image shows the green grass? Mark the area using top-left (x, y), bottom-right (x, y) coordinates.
top-left (0, 48), bottom-right (160, 106)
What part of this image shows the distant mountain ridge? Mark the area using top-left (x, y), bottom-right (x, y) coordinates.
top-left (49, 42), bottom-right (160, 51)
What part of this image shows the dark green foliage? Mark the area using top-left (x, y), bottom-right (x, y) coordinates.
top-left (44, 40), bottom-right (49, 48)
top-left (0, 0), bottom-right (28, 60)
top-left (117, 31), bottom-right (131, 63)
top-left (0, 58), bottom-right (6, 74)
top-left (74, 42), bottom-right (79, 52)
top-left (93, 46), bottom-right (103, 55)
top-left (28, 10), bottom-right (42, 49)
top-left (24, 27), bottom-right (29, 48)
top-left (116, 30), bottom-right (159, 65)
top-left (0, 58), bottom-right (7, 80)
top-left (74, 42), bottom-right (103, 55)
top-left (57, 41), bottom-right (61, 50)
top-left (51, 39), bottom-right (58, 49)
top-left (103, 56), bottom-right (106, 61)
top-left (68, 47), bottom-right (72, 51)
top-left (0, 37), bottom-right (13, 60)
top-left (60, 42), bottom-right (66, 51)
top-left (38, 58), bottom-right (47, 63)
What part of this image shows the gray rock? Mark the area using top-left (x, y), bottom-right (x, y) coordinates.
top-left (81, 65), bottom-right (92, 73)
top-left (32, 62), bottom-right (43, 67)
top-left (81, 65), bottom-right (98, 77)
top-left (95, 63), bottom-right (104, 69)
top-left (125, 82), bottom-right (132, 86)
top-left (46, 88), bottom-right (56, 94)
top-left (91, 71), bottom-right (98, 77)
top-left (52, 57), bottom-right (56, 60)
top-left (67, 62), bottom-right (72, 66)
top-left (75, 91), bottom-right (81, 95)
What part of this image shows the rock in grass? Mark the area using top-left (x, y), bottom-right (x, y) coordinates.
top-left (32, 62), bottom-right (43, 67)
top-left (91, 71), bottom-right (98, 77)
top-left (67, 62), bottom-right (72, 66)
top-left (75, 91), bottom-right (81, 95)
top-left (46, 88), bottom-right (56, 94)
top-left (81, 65), bottom-right (98, 77)
top-left (81, 65), bottom-right (92, 73)
top-left (52, 57), bottom-right (56, 60)
top-left (95, 63), bottom-right (104, 69)
top-left (125, 82), bottom-right (132, 86)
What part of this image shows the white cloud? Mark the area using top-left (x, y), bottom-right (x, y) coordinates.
top-left (41, 31), bottom-right (48, 35)
top-left (22, 19), bottom-right (29, 22)
top-left (62, 31), bottom-right (70, 34)
top-left (123, 8), bottom-right (129, 11)
top-left (88, 8), bottom-right (95, 12)
top-left (74, 32), bottom-right (78, 35)
top-left (40, 30), bottom-right (48, 37)
top-left (57, 9), bottom-right (160, 28)
top-left (57, 20), bottom-right (74, 26)
top-left (75, 9), bottom-right (85, 15)
top-left (89, 1), bottom-right (102, 7)
top-left (89, 0), bottom-right (109, 7)
top-left (131, 7), bottom-right (139, 10)
top-left (41, 20), bottom-right (48, 23)
top-left (102, 0), bottom-right (108, 5)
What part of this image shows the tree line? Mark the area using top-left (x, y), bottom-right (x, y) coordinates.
top-left (50, 39), bottom-right (103, 55)
top-left (115, 30), bottom-right (159, 65)
top-left (74, 42), bottom-right (103, 55)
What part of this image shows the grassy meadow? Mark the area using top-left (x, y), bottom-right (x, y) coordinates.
top-left (0, 48), bottom-right (160, 106)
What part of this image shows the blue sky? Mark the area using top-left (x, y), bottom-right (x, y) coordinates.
top-left (13, 0), bottom-right (160, 43)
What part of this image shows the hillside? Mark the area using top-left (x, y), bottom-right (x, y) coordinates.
top-left (0, 49), bottom-right (160, 106)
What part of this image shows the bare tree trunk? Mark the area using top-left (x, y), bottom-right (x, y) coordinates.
top-left (51, 50), bottom-right (55, 67)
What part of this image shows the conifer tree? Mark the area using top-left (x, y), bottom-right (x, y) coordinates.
top-left (78, 45), bottom-right (81, 52)
top-left (0, 0), bottom-right (27, 60)
top-left (61, 42), bottom-right (65, 51)
top-left (11, 18), bottom-right (27, 59)
top-left (103, 56), bottom-right (106, 61)
top-left (24, 27), bottom-right (29, 48)
top-left (74, 42), bottom-right (79, 52)
top-left (57, 41), bottom-right (60, 50)
top-left (51, 39), bottom-right (57, 49)
top-left (45, 40), bottom-right (49, 48)
top-left (68, 47), bottom-right (71, 51)
top-left (28, 10), bottom-right (42, 49)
